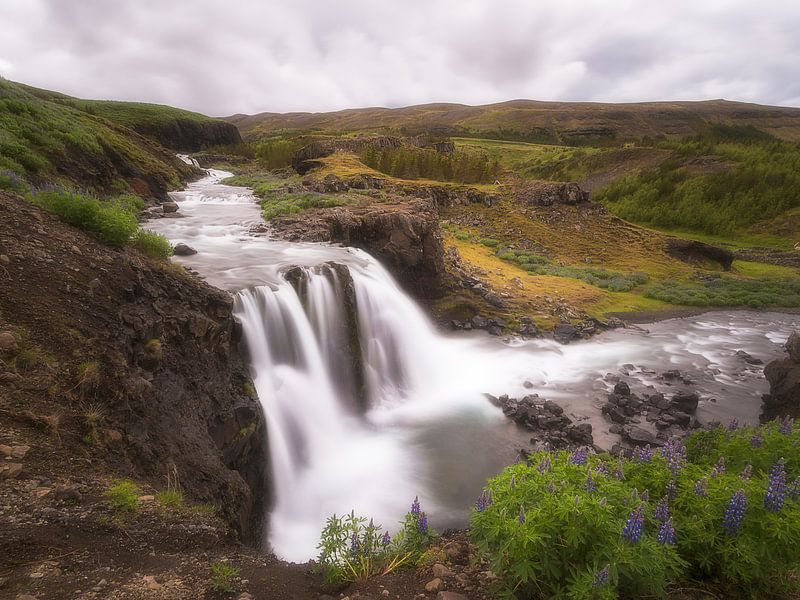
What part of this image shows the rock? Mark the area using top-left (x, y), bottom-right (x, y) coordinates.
top-left (34, 487), bottom-right (51, 499)
top-left (566, 423), bottom-right (593, 445)
top-left (0, 463), bottom-right (23, 479)
top-left (762, 333), bottom-right (800, 420)
top-left (602, 403), bottom-right (628, 424)
top-left (143, 575), bottom-right (162, 590)
top-left (786, 331), bottom-right (800, 362)
top-left (622, 426), bottom-right (662, 447)
top-left (613, 381), bottom-right (631, 397)
top-left (10, 445), bottom-right (30, 459)
top-left (553, 323), bottom-right (579, 344)
top-left (666, 238), bottom-right (734, 270)
top-left (519, 316), bottom-right (538, 337)
top-left (671, 391), bottom-right (700, 413)
top-left (138, 495), bottom-right (155, 502)
top-left (432, 563), bottom-right (453, 578)
top-left (437, 593), bottom-right (469, 600)
top-left (16, 595), bottom-right (38, 600)
top-left (54, 484), bottom-right (82, 504)
top-left (161, 201), bottom-right (179, 214)
top-left (425, 578), bottom-right (443, 593)
top-left (543, 400), bottom-right (564, 415)
top-left (173, 243), bottom-right (197, 256)
top-left (0, 254), bottom-right (9, 265)
top-left (0, 332), bottom-right (18, 353)
top-left (670, 411), bottom-right (692, 427)
top-left (735, 350), bottom-right (763, 365)
top-left (0, 445), bottom-right (11, 457)
top-left (237, 594), bottom-right (254, 600)
top-left (649, 393), bottom-right (670, 410)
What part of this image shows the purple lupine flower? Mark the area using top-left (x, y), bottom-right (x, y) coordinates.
top-left (595, 461), bottom-right (609, 477)
top-left (510, 475), bottom-right (516, 489)
top-left (640, 489), bottom-right (649, 503)
top-left (547, 481), bottom-right (555, 494)
top-left (570, 447), bottom-right (588, 466)
top-left (381, 531), bottom-right (391, 546)
top-left (537, 456), bottom-right (552, 473)
top-left (654, 496), bottom-right (670, 523)
top-left (666, 479), bottom-right (677, 500)
top-left (475, 490), bottom-right (492, 512)
top-left (411, 496), bottom-right (420, 516)
top-left (518, 505), bottom-right (526, 524)
top-left (790, 476), bottom-right (800, 500)
top-left (740, 464), bottom-right (753, 480)
top-left (622, 505), bottom-right (644, 543)
top-left (727, 419), bottom-right (739, 431)
top-left (710, 456), bottom-right (726, 478)
top-left (660, 439), bottom-right (686, 476)
top-left (722, 490), bottom-right (747, 536)
top-left (694, 478), bottom-right (708, 497)
top-left (614, 460), bottom-right (625, 480)
top-left (778, 417), bottom-right (794, 435)
top-left (657, 518), bottom-right (676, 545)
top-left (593, 565), bottom-right (610, 587)
top-left (635, 444), bottom-right (653, 463)
top-left (584, 468), bottom-right (596, 493)
top-left (417, 511), bottom-right (428, 534)
top-left (350, 532), bottom-right (360, 554)
top-left (765, 458), bottom-right (787, 512)
top-left (751, 434), bottom-right (763, 448)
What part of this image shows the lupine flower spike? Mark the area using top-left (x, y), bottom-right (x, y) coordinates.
top-left (765, 458), bottom-right (787, 512)
top-left (411, 496), bottom-right (420, 516)
top-left (657, 518), bottom-right (676, 545)
top-left (694, 477), bottom-right (708, 497)
top-left (417, 512), bottom-right (428, 534)
top-left (751, 434), bottom-right (763, 448)
top-left (593, 565), bottom-right (610, 587)
top-left (655, 496), bottom-right (670, 522)
top-left (584, 468), bottom-right (596, 493)
top-left (518, 505), bottom-right (526, 524)
top-left (622, 505), bottom-right (644, 543)
top-left (570, 447), bottom-right (588, 466)
top-left (722, 490), bottom-right (746, 536)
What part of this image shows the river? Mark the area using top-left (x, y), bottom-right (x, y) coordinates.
top-left (146, 167), bottom-right (799, 562)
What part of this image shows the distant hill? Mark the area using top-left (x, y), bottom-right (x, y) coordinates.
top-left (19, 83), bottom-right (241, 151)
top-left (227, 99), bottom-right (800, 143)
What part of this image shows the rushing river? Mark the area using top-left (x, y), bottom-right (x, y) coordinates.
top-left (147, 168), bottom-right (799, 562)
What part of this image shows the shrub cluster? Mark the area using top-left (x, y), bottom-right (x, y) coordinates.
top-left (317, 497), bottom-right (437, 587)
top-left (497, 249), bottom-right (649, 292)
top-left (644, 276), bottom-right (800, 308)
top-left (259, 190), bottom-right (349, 220)
top-left (471, 421), bottom-right (800, 599)
top-left (361, 145), bottom-right (500, 184)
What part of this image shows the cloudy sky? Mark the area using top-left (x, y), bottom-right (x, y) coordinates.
top-left (0, 0), bottom-right (798, 116)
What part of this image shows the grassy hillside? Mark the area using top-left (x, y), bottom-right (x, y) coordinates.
top-left (0, 78), bottom-right (194, 197)
top-left (228, 99), bottom-right (800, 143)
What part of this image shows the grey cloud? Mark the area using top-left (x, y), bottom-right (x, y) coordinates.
top-left (0, 0), bottom-right (798, 116)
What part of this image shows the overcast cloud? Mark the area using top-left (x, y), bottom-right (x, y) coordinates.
top-left (0, 0), bottom-right (798, 116)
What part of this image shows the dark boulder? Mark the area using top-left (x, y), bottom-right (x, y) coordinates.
top-left (671, 391), bottom-right (700, 413)
top-left (666, 238), bottom-right (734, 271)
top-left (553, 323), bottom-right (580, 344)
top-left (613, 381), bottom-right (631, 397)
top-left (173, 243), bottom-right (197, 256)
top-left (762, 331), bottom-right (800, 421)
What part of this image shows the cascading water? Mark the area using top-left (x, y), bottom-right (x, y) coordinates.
top-left (146, 168), bottom-right (800, 562)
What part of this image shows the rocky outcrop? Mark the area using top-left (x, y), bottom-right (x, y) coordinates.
top-left (0, 192), bottom-right (267, 541)
top-left (666, 238), bottom-right (734, 271)
top-left (292, 137), bottom-right (402, 174)
top-left (762, 331), bottom-right (800, 421)
top-left (131, 119), bottom-right (242, 152)
top-left (516, 181), bottom-right (590, 207)
top-left (273, 200), bottom-right (446, 298)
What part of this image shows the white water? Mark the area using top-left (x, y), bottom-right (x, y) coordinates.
top-left (146, 169), bottom-right (800, 562)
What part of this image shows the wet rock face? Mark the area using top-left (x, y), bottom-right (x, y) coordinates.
top-left (132, 119), bottom-right (242, 152)
top-left (762, 331), bottom-right (800, 421)
top-left (0, 192), bottom-right (268, 542)
top-left (273, 200), bottom-right (446, 299)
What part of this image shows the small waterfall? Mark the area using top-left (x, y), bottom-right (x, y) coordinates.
top-left (233, 261), bottom-right (447, 561)
top-left (176, 153), bottom-right (201, 168)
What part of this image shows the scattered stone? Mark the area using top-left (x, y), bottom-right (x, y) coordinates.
top-left (0, 332), bottom-right (18, 353)
top-left (237, 593), bottom-right (253, 600)
top-left (33, 487), bottom-right (51, 499)
top-left (671, 391), bottom-right (700, 413)
top-left (10, 445), bottom-right (30, 459)
top-left (0, 463), bottom-right (23, 479)
top-left (622, 426), bottom-right (663, 447)
top-left (143, 575), bottom-right (162, 590)
top-left (437, 593), bottom-right (469, 600)
top-left (0, 254), bottom-right (9, 265)
top-left (174, 243), bottom-right (197, 256)
top-left (432, 563), bottom-right (453, 579)
top-left (613, 381), bottom-right (631, 397)
top-left (161, 202), bottom-right (179, 214)
top-left (519, 316), bottom-right (538, 337)
top-left (553, 323), bottom-right (580, 344)
top-left (425, 578), bottom-right (443, 593)
top-left (54, 484), bottom-right (82, 504)
top-left (138, 495), bottom-right (155, 502)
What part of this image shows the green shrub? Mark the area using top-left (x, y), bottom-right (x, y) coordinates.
top-left (0, 169), bottom-right (28, 193)
top-left (155, 489), bottom-right (183, 508)
top-left (31, 188), bottom-right (139, 247)
top-left (104, 479), bottom-right (139, 513)
top-left (133, 229), bottom-right (173, 260)
top-left (644, 277), bottom-right (800, 307)
top-left (471, 424), bottom-right (800, 599)
top-left (209, 562), bottom-right (240, 593)
top-left (260, 191), bottom-right (349, 220)
top-left (361, 144), bottom-right (500, 184)
top-left (317, 497), bottom-right (435, 586)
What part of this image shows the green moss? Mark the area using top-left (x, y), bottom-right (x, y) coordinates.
top-left (104, 479), bottom-right (139, 513)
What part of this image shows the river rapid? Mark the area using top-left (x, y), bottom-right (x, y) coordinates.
top-left (146, 168), bottom-right (799, 562)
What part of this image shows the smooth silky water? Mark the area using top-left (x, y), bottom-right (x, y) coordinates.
top-left (147, 168), bottom-right (800, 562)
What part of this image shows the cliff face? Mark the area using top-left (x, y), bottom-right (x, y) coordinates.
top-left (0, 191), bottom-right (268, 539)
top-left (131, 119), bottom-right (243, 152)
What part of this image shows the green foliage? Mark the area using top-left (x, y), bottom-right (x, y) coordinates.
top-left (133, 229), bottom-right (173, 260)
top-left (361, 145), bottom-right (500, 184)
top-left (498, 249), bottom-right (649, 291)
top-left (644, 275), bottom-right (800, 308)
top-left (595, 133), bottom-right (800, 236)
top-left (0, 168), bottom-right (29, 193)
top-left (317, 499), bottom-right (435, 587)
top-left (472, 423), bottom-right (800, 599)
top-left (254, 138), bottom-right (303, 169)
top-left (104, 480), bottom-right (139, 513)
top-left (259, 191), bottom-right (349, 220)
top-left (31, 188), bottom-right (139, 247)
top-left (155, 489), bottom-right (184, 509)
top-left (209, 562), bottom-right (240, 593)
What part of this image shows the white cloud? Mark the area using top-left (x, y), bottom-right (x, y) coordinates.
top-left (0, 0), bottom-right (798, 115)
